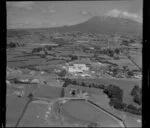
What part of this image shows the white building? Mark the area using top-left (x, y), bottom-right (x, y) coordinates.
top-left (68, 64), bottom-right (89, 73)
top-left (133, 74), bottom-right (142, 79)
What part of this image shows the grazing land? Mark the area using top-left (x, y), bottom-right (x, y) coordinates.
top-left (6, 15), bottom-right (142, 127)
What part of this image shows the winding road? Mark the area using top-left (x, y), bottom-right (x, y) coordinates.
top-left (15, 94), bottom-right (127, 127)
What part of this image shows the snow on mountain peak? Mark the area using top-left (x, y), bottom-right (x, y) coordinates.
top-left (105, 9), bottom-right (142, 23)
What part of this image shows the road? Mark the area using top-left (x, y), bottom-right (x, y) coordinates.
top-left (15, 94), bottom-right (126, 127)
top-left (32, 96), bottom-right (126, 128)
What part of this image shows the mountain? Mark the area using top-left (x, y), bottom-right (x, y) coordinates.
top-left (53, 16), bottom-right (142, 35)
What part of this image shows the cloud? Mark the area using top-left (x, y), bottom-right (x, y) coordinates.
top-left (41, 5), bottom-right (56, 13)
top-left (106, 9), bottom-right (142, 23)
top-left (80, 10), bottom-right (92, 17)
top-left (7, 2), bottom-right (34, 10)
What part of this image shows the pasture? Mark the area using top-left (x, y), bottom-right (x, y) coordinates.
top-left (60, 100), bottom-right (121, 127)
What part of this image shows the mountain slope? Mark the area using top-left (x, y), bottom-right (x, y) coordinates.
top-left (54, 16), bottom-right (142, 34)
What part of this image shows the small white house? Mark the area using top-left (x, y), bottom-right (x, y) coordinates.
top-left (68, 64), bottom-right (89, 73)
top-left (133, 74), bottom-right (142, 79)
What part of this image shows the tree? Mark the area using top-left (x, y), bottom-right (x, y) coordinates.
top-left (112, 68), bottom-right (119, 77)
top-left (81, 82), bottom-right (86, 87)
top-left (60, 87), bottom-right (65, 97)
top-left (71, 80), bottom-right (77, 85)
top-left (103, 84), bottom-right (123, 101)
top-left (87, 122), bottom-right (99, 128)
top-left (63, 78), bottom-right (72, 84)
top-left (71, 90), bottom-right (76, 95)
top-left (98, 84), bottom-right (105, 89)
top-left (108, 49), bottom-right (114, 57)
top-left (62, 82), bottom-right (69, 88)
top-left (58, 69), bottom-right (67, 78)
top-left (7, 42), bottom-right (17, 48)
top-left (109, 97), bottom-right (126, 110)
top-left (88, 84), bottom-right (92, 88)
top-left (125, 104), bottom-right (141, 115)
top-left (32, 47), bottom-right (43, 54)
top-left (123, 66), bottom-right (128, 72)
top-left (70, 55), bottom-right (78, 61)
top-left (45, 46), bottom-right (52, 51)
top-left (114, 48), bottom-right (120, 55)
top-left (130, 85), bottom-right (142, 105)
top-left (127, 71), bottom-right (134, 77)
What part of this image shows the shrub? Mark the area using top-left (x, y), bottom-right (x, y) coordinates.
top-left (126, 104), bottom-right (141, 115)
top-left (87, 122), bottom-right (99, 128)
top-left (127, 104), bottom-right (137, 111)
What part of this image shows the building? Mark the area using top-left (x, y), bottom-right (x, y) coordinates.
top-left (64, 86), bottom-right (89, 98)
top-left (133, 74), bottom-right (142, 79)
top-left (68, 64), bottom-right (89, 73)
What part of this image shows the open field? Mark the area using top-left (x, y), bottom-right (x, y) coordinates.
top-left (18, 103), bottom-right (50, 127)
top-left (6, 26), bottom-right (142, 127)
top-left (60, 100), bottom-right (121, 127)
top-left (6, 95), bottom-right (29, 127)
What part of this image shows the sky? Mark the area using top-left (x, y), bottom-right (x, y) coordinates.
top-left (7, 0), bottom-right (143, 29)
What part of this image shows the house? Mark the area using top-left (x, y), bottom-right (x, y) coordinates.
top-left (133, 74), bottom-right (142, 79)
top-left (68, 64), bottom-right (89, 73)
top-left (64, 86), bottom-right (89, 98)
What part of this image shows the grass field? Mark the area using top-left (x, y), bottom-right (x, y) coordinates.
top-left (60, 100), bottom-right (121, 127)
top-left (6, 95), bottom-right (29, 127)
top-left (18, 103), bottom-right (50, 127)
top-left (71, 78), bottom-right (141, 105)
top-left (33, 85), bottom-right (62, 98)
top-left (6, 29), bottom-right (142, 127)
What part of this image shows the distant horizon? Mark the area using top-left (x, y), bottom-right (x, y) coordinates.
top-left (7, 15), bottom-right (142, 30)
top-left (7, 1), bottom-right (143, 29)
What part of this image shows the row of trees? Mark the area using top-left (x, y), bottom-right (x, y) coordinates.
top-left (31, 46), bottom-right (78, 61)
top-left (62, 78), bottom-right (105, 90)
top-left (31, 46), bottom-right (52, 54)
top-left (103, 84), bottom-right (141, 115)
top-left (61, 78), bottom-right (142, 115)
top-left (7, 42), bottom-right (25, 49)
top-left (60, 78), bottom-right (105, 97)
top-left (97, 48), bottom-right (121, 58)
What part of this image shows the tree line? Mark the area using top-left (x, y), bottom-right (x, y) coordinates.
top-left (61, 78), bottom-right (142, 116)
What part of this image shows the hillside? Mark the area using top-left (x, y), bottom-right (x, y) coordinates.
top-left (53, 16), bottom-right (142, 35)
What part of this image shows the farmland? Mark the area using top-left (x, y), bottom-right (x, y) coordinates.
top-left (6, 25), bottom-right (142, 127)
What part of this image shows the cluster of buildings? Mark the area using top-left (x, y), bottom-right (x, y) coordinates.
top-left (64, 86), bottom-right (89, 99)
top-left (106, 66), bottom-right (142, 79)
top-left (62, 63), bottom-right (91, 78)
top-left (61, 61), bottom-right (142, 80)
top-left (61, 61), bottom-right (111, 78)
